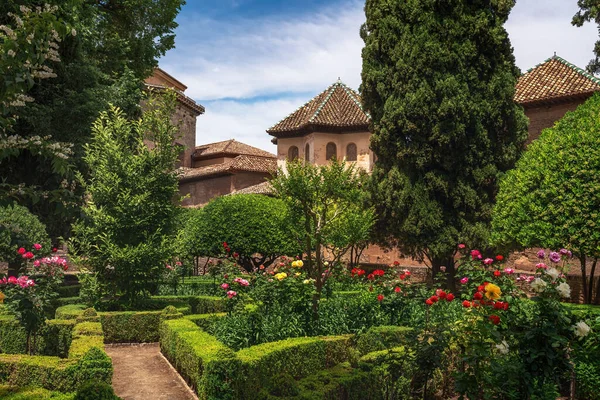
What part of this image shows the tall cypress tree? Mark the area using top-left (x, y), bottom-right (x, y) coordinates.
top-left (361, 0), bottom-right (528, 285)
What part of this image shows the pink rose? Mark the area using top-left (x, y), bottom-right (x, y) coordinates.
top-left (8, 276), bottom-right (17, 284)
top-left (536, 263), bottom-right (547, 270)
top-left (460, 277), bottom-right (469, 284)
top-left (17, 247), bottom-right (26, 255)
top-left (23, 252), bottom-right (34, 259)
top-left (33, 260), bottom-right (41, 267)
top-left (226, 290), bottom-right (237, 299)
top-left (483, 258), bottom-right (494, 265)
top-left (503, 268), bottom-right (514, 275)
top-left (221, 283), bottom-right (229, 290)
top-left (458, 244), bottom-right (466, 249)
top-left (33, 243), bottom-right (42, 250)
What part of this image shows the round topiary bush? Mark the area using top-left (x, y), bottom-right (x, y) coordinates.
top-left (74, 380), bottom-right (119, 400)
top-left (0, 203), bottom-right (51, 273)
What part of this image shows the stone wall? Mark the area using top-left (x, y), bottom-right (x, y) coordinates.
top-left (172, 103), bottom-right (198, 168)
top-left (180, 175), bottom-right (232, 207)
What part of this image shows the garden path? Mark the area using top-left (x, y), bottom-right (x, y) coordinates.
top-left (106, 343), bottom-right (197, 400)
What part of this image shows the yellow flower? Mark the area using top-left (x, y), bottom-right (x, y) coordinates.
top-left (296, 260), bottom-right (303, 268)
top-left (294, 272), bottom-right (301, 278)
top-left (485, 283), bottom-right (502, 300)
top-left (274, 272), bottom-right (288, 281)
top-left (291, 261), bottom-right (298, 268)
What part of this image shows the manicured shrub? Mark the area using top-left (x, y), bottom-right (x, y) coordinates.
top-left (57, 285), bottom-right (81, 299)
top-left (74, 380), bottom-right (119, 400)
top-left (159, 318), bottom-right (240, 399)
top-left (354, 326), bottom-right (413, 356)
top-left (55, 305), bottom-right (86, 320)
top-left (184, 313), bottom-right (226, 330)
top-left (0, 316), bottom-right (74, 357)
top-left (99, 308), bottom-right (185, 343)
top-left (0, 384), bottom-right (74, 399)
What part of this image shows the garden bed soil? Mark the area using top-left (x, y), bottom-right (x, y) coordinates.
top-left (106, 343), bottom-right (197, 400)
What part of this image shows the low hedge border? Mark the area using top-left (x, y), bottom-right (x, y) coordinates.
top-left (184, 313), bottom-right (226, 330)
top-left (354, 326), bottom-right (414, 355)
top-left (0, 315), bottom-right (75, 358)
top-left (159, 318), bottom-right (240, 399)
top-left (0, 312), bottom-right (112, 393)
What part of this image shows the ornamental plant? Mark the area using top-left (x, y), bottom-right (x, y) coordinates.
top-left (270, 158), bottom-right (375, 321)
top-left (492, 93), bottom-right (600, 304)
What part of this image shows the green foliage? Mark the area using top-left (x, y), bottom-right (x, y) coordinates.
top-left (0, 317), bottom-right (74, 357)
top-left (0, 384), bottom-right (74, 400)
top-left (492, 93), bottom-right (600, 303)
top-left (55, 305), bottom-right (86, 320)
top-left (271, 159), bottom-right (374, 316)
top-left (0, 0), bottom-right (185, 238)
top-left (354, 326), bottom-right (413, 356)
top-left (159, 318), bottom-right (240, 399)
top-left (361, 0), bottom-right (528, 281)
top-left (74, 380), bottom-right (119, 400)
top-left (573, 0), bottom-right (600, 74)
top-left (182, 195), bottom-right (300, 272)
top-left (0, 204), bottom-right (50, 268)
top-left (71, 93), bottom-right (182, 304)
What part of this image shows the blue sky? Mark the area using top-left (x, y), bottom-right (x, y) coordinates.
top-left (159, 0), bottom-right (598, 152)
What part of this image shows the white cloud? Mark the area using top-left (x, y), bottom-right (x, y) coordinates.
top-left (196, 96), bottom-right (309, 152)
top-left (161, 1), bottom-right (365, 100)
top-left (161, 0), bottom-right (600, 151)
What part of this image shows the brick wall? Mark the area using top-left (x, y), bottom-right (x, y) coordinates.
top-left (524, 99), bottom-right (587, 143)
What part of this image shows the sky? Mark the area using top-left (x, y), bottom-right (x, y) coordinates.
top-left (158, 0), bottom-right (599, 153)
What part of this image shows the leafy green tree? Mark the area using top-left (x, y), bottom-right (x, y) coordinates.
top-left (492, 93), bottom-right (600, 304)
top-left (573, 0), bottom-right (600, 74)
top-left (186, 194), bottom-right (301, 273)
top-left (71, 92), bottom-right (181, 305)
top-left (0, 0), bottom-right (185, 239)
top-left (361, 0), bottom-right (528, 286)
top-left (270, 159), bottom-right (375, 319)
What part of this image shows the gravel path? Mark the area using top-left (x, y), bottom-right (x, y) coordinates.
top-left (106, 343), bottom-right (197, 400)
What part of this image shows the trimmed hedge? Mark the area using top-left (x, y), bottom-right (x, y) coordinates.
top-left (184, 313), bottom-right (226, 330)
top-left (57, 285), bottom-right (81, 299)
top-left (151, 296), bottom-right (226, 314)
top-left (159, 318), bottom-right (240, 400)
top-left (0, 316), bottom-right (74, 357)
top-left (55, 305), bottom-right (87, 320)
top-left (0, 384), bottom-right (74, 399)
top-left (354, 326), bottom-right (413, 355)
top-left (237, 335), bottom-right (352, 397)
top-left (0, 311), bottom-right (112, 393)
top-left (100, 308), bottom-right (188, 343)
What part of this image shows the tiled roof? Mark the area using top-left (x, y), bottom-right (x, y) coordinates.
top-left (145, 83), bottom-right (205, 115)
top-left (193, 139), bottom-right (275, 160)
top-left (229, 181), bottom-right (274, 196)
top-left (179, 155), bottom-right (277, 182)
top-left (515, 55), bottom-right (600, 106)
top-left (267, 80), bottom-right (370, 137)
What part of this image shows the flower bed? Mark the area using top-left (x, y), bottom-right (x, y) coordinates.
top-left (159, 314), bottom-right (411, 399)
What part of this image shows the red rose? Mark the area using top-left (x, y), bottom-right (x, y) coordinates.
top-left (377, 294), bottom-right (384, 302)
top-left (446, 293), bottom-right (455, 301)
top-left (493, 301), bottom-right (504, 310)
top-left (52, 247), bottom-right (58, 253)
top-left (357, 269), bottom-right (365, 276)
top-left (430, 295), bottom-right (439, 303)
top-left (17, 247), bottom-right (26, 255)
top-left (223, 242), bottom-right (228, 248)
top-left (493, 270), bottom-right (501, 277)
top-left (23, 252), bottom-right (34, 259)
top-left (367, 274), bottom-right (375, 280)
top-left (462, 300), bottom-right (471, 308)
top-left (394, 286), bottom-right (401, 293)
top-left (473, 292), bottom-right (483, 300)
top-left (399, 274), bottom-right (406, 280)
top-left (489, 315), bottom-right (501, 325)
top-left (393, 261), bottom-right (400, 266)
top-left (373, 269), bottom-right (385, 276)
top-left (425, 298), bottom-right (434, 306)
top-left (233, 252), bottom-right (239, 258)
top-left (503, 302), bottom-right (509, 311)
top-left (477, 285), bottom-right (485, 292)
top-left (436, 289), bottom-right (447, 299)
top-left (495, 255), bottom-right (504, 261)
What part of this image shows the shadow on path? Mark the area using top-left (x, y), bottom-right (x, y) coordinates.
top-left (106, 343), bottom-right (197, 400)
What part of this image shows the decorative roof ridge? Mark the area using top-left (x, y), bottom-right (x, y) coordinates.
top-left (267, 89), bottom-right (328, 132)
top-left (338, 81), bottom-right (371, 119)
top-left (308, 81), bottom-right (340, 123)
top-left (523, 54), bottom-right (600, 85)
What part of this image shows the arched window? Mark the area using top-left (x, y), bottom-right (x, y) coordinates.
top-left (305, 143), bottom-right (310, 162)
top-left (288, 146), bottom-right (299, 161)
top-left (346, 143), bottom-right (357, 162)
top-left (326, 142), bottom-right (337, 161)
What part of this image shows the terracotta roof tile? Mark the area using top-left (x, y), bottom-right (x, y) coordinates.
top-left (179, 155), bottom-right (277, 182)
top-left (193, 139), bottom-right (276, 159)
top-left (515, 55), bottom-right (600, 106)
top-left (267, 80), bottom-right (370, 137)
top-left (229, 181), bottom-right (274, 196)
top-left (145, 83), bottom-right (205, 115)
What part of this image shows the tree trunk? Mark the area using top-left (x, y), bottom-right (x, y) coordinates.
top-left (580, 253), bottom-right (589, 304)
top-left (588, 258), bottom-right (597, 304)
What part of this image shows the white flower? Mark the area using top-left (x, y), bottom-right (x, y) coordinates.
top-left (556, 282), bottom-right (571, 299)
top-left (546, 267), bottom-right (560, 281)
top-left (495, 340), bottom-right (509, 355)
top-left (530, 278), bottom-right (547, 293)
top-left (574, 321), bottom-right (591, 338)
